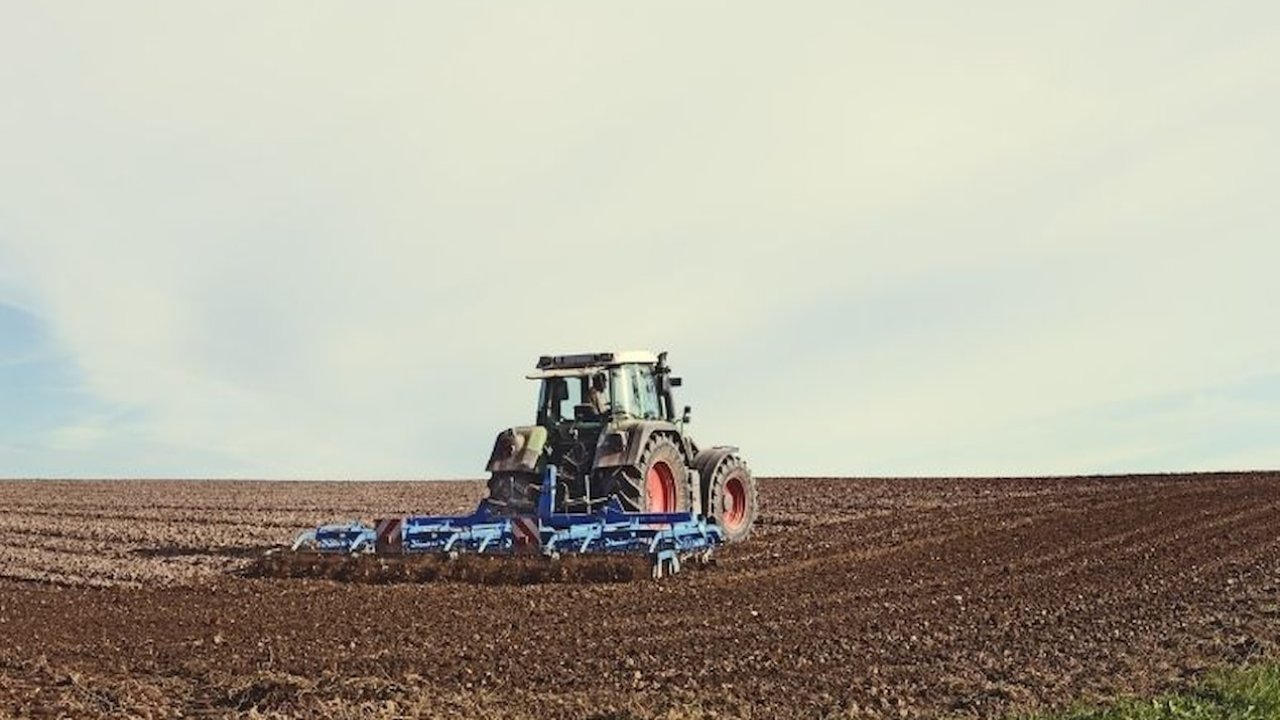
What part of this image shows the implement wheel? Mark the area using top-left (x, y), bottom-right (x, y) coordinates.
top-left (707, 456), bottom-right (757, 543)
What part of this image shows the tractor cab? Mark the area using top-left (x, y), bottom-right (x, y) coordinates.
top-left (529, 351), bottom-right (684, 428)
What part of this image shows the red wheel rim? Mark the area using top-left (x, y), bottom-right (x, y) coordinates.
top-left (722, 476), bottom-right (747, 529)
top-left (645, 461), bottom-right (677, 512)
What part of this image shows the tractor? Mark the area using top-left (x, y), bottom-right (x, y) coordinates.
top-left (485, 351), bottom-right (757, 542)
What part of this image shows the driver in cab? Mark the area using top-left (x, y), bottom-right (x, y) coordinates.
top-left (586, 372), bottom-right (610, 419)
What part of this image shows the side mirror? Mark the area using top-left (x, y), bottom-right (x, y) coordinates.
top-left (682, 405), bottom-right (692, 424)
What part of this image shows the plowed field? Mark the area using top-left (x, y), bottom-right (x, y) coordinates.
top-left (1, 472), bottom-right (1278, 719)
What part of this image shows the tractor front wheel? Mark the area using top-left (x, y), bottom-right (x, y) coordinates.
top-left (706, 456), bottom-right (757, 543)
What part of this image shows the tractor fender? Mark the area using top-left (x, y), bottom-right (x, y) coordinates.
top-left (485, 426), bottom-right (548, 474)
top-left (693, 446), bottom-right (740, 511)
top-left (592, 420), bottom-right (683, 470)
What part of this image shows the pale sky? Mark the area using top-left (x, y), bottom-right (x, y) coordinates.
top-left (1, 2), bottom-right (1277, 478)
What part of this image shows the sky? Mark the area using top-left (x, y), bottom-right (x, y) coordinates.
top-left (0, 2), bottom-right (1277, 478)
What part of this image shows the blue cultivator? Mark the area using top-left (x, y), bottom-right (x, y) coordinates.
top-left (290, 465), bottom-right (724, 578)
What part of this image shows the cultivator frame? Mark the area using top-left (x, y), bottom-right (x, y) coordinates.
top-left (291, 465), bottom-right (724, 578)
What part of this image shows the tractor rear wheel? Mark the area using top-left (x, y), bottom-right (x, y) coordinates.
top-left (612, 435), bottom-right (691, 514)
top-left (706, 456), bottom-right (757, 543)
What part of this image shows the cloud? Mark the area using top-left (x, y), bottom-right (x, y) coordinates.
top-left (0, 2), bottom-right (1277, 477)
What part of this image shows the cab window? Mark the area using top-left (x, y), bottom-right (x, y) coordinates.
top-left (627, 365), bottom-right (662, 420)
top-left (609, 367), bottom-right (634, 417)
top-left (539, 377), bottom-right (584, 422)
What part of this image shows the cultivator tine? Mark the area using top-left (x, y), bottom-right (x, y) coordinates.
top-left (290, 530), bottom-right (316, 552)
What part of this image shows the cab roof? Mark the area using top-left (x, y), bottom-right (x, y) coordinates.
top-left (528, 350), bottom-right (659, 379)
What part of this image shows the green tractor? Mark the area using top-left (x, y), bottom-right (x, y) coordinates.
top-left (485, 351), bottom-right (757, 543)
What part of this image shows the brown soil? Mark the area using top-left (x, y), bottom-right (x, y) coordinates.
top-left (244, 551), bottom-right (658, 585)
top-left (1, 472), bottom-right (1277, 718)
